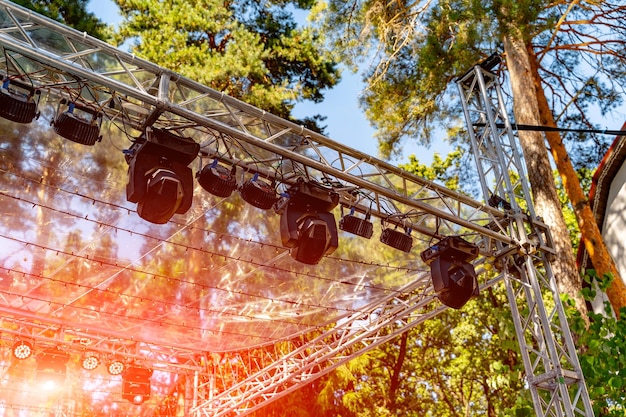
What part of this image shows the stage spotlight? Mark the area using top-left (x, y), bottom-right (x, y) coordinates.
top-left (122, 366), bottom-right (153, 405)
top-left (37, 347), bottom-right (70, 389)
top-left (108, 359), bottom-right (125, 375)
top-left (81, 353), bottom-right (100, 370)
top-left (276, 178), bottom-right (339, 264)
top-left (339, 208), bottom-right (373, 239)
top-left (380, 227), bottom-right (413, 253)
top-left (420, 236), bottom-right (480, 309)
top-left (197, 159), bottom-right (237, 197)
top-left (12, 340), bottom-right (33, 360)
top-left (239, 173), bottom-right (278, 209)
top-left (0, 79), bottom-right (40, 124)
top-left (52, 100), bottom-right (103, 146)
top-left (126, 127), bottom-right (200, 224)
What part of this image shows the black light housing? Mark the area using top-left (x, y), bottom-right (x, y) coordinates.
top-left (339, 208), bottom-right (373, 239)
top-left (126, 127), bottom-right (200, 224)
top-left (420, 236), bottom-right (479, 309)
top-left (380, 227), bottom-right (413, 253)
top-left (12, 340), bottom-right (33, 360)
top-left (276, 178), bottom-right (339, 264)
top-left (37, 347), bottom-right (70, 387)
top-left (197, 159), bottom-right (237, 197)
top-left (0, 79), bottom-right (40, 124)
top-left (52, 100), bottom-right (103, 146)
top-left (240, 173), bottom-right (278, 210)
top-left (122, 366), bottom-right (153, 405)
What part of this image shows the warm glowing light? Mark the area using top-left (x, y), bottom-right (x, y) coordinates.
top-left (41, 378), bottom-right (60, 391)
top-left (82, 355), bottom-right (99, 370)
top-left (108, 360), bottom-right (125, 375)
top-left (12, 340), bottom-right (33, 360)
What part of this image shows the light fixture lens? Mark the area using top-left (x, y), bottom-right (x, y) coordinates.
top-left (108, 360), bottom-right (125, 375)
top-left (12, 341), bottom-right (33, 360)
top-left (82, 355), bottom-right (99, 370)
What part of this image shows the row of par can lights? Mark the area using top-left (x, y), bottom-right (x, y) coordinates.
top-left (11, 340), bottom-right (153, 405)
top-left (0, 78), bottom-right (481, 307)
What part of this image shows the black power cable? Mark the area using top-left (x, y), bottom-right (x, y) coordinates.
top-left (473, 122), bottom-right (626, 136)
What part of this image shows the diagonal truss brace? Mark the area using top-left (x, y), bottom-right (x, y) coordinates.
top-left (192, 271), bottom-right (503, 416)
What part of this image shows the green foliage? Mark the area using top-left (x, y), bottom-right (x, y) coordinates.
top-left (569, 271), bottom-right (626, 416)
top-left (314, 288), bottom-right (530, 416)
top-left (399, 147), bottom-right (464, 191)
top-left (11, 0), bottom-right (112, 41)
top-left (114, 0), bottom-right (339, 127)
top-left (317, 0), bottom-right (626, 166)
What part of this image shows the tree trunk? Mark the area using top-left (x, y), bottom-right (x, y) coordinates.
top-left (526, 45), bottom-right (626, 318)
top-left (389, 331), bottom-right (408, 408)
top-left (503, 35), bottom-right (587, 318)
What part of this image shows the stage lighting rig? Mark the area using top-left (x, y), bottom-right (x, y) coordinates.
top-left (108, 359), bottom-right (125, 376)
top-left (197, 159), bottom-right (237, 197)
top-left (275, 178), bottom-right (340, 265)
top-left (52, 99), bottom-right (103, 146)
top-left (125, 127), bottom-right (200, 224)
top-left (12, 340), bottom-right (33, 360)
top-left (37, 347), bottom-right (70, 388)
top-left (339, 207), bottom-right (373, 239)
top-left (420, 236), bottom-right (480, 309)
top-left (0, 78), bottom-right (40, 124)
top-left (122, 366), bottom-right (153, 405)
top-left (81, 352), bottom-right (100, 370)
top-left (240, 172), bottom-right (278, 209)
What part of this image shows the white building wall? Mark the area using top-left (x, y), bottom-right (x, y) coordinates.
top-left (602, 161), bottom-right (626, 284)
top-left (596, 159), bottom-right (626, 315)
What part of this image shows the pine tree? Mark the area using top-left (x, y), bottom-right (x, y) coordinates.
top-left (316, 0), bottom-right (626, 316)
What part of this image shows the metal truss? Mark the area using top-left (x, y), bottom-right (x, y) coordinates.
top-left (457, 61), bottom-right (593, 416)
top-left (0, 0), bottom-right (512, 247)
top-left (0, 1), bottom-right (593, 416)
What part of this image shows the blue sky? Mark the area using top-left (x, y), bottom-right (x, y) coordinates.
top-left (87, 0), bottom-right (444, 164)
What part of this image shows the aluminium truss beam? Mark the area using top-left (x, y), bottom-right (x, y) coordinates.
top-left (0, 0), bottom-right (513, 248)
top-left (457, 62), bottom-right (593, 417)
